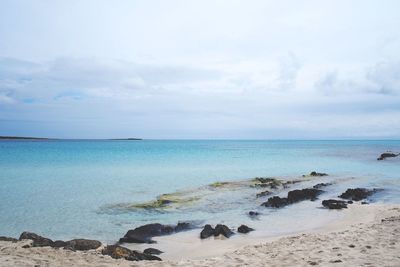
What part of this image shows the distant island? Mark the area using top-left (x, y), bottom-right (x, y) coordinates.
top-left (109, 138), bottom-right (142, 141)
top-left (0, 136), bottom-right (142, 141)
top-left (0, 136), bottom-right (51, 140)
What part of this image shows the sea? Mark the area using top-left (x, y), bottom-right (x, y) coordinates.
top-left (0, 140), bottom-right (399, 243)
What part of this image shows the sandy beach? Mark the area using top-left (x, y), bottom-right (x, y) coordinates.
top-left (1, 203), bottom-right (399, 267)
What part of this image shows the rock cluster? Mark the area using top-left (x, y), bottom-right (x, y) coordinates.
top-left (102, 245), bottom-right (161, 261)
top-left (261, 188), bottom-right (323, 208)
top-left (200, 224), bottom-right (234, 239)
top-left (338, 188), bottom-right (379, 201)
top-left (18, 232), bottom-right (101, 251)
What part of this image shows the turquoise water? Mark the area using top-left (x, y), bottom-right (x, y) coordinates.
top-left (0, 140), bottom-right (399, 242)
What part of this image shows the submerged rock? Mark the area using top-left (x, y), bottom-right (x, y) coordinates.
top-left (19, 232), bottom-right (54, 247)
top-left (338, 188), bottom-right (379, 201)
top-left (238, 225), bottom-right (254, 234)
top-left (214, 224), bottom-right (234, 238)
top-left (262, 188), bottom-right (324, 208)
top-left (131, 193), bottom-right (200, 209)
top-left (253, 177), bottom-right (282, 189)
top-left (309, 171), bottom-right (328, 177)
top-left (377, 152), bottom-right (399, 160)
top-left (322, 199), bottom-right (348, 209)
top-left (64, 239), bottom-right (102, 251)
top-left (102, 245), bottom-right (161, 261)
top-left (143, 248), bottom-right (163, 255)
top-left (262, 196), bottom-right (289, 208)
top-left (256, 190), bottom-right (272, 198)
top-left (248, 211), bottom-right (260, 217)
top-left (200, 224), bottom-right (215, 239)
top-left (313, 183), bottom-right (332, 189)
top-left (0, 236), bottom-right (18, 242)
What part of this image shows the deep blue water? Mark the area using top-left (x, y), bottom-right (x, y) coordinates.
top-left (0, 140), bottom-right (399, 242)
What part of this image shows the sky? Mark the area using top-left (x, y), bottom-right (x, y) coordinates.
top-left (0, 0), bottom-right (400, 139)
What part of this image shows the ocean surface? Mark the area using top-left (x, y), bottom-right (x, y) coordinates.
top-left (0, 140), bottom-right (399, 242)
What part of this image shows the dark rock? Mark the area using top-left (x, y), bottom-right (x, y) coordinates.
top-left (119, 223), bottom-right (175, 243)
top-left (143, 248), bottom-right (163, 255)
top-left (19, 232), bottom-right (54, 247)
top-left (214, 224), bottom-right (234, 238)
top-left (347, 201), bottom-right (353, 204)
top-left (262, 188), bottom-right (323, 208)
top-left (0, 236), bottom-right (18, 242)
top-left (256, 190), bottom-right (272, 198)
top-left (313, 183), bottom-right (332, 189)
top-left (22, 244), bottom-right (31, 248)
top-left (309, 171), bottom-right (328, 177)
top-left (261, 196), bottom-right (289, 208)
top-left (200, 224), bottom-right (214, 239)
top-left (361, 201), bottom-right (368, 205)
top-left (248, 211), bottom-right (260, 217)
top-left (127, 251), bottom-right (162, 261)
top-left (322, 199), bottom-right (348, 209)
top-left (237, 225), bottom-right (254, 234)
top-left (377, 152), bottom-right (398, 160)
top-left (349, 244), bottom-right (355, 248)
top-left (287, 188), bottom-right (323, 202)
top-left (52, 240), bottom-right (67, 248)
top-left (174, 222), bottom-right (193, 232)
top-left (338, 188), bottom-right (378, 201)
top-left (102, 245), bottom-right (161, 261)
top-left (102, 245), bottom-right (132, 259)
top-left (64, 239), bottom-right (102, 251)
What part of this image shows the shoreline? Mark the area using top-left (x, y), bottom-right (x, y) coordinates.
top-left (1, 203), bottom-right (399, 266)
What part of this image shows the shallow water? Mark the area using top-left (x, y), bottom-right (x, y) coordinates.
top-left (0, 140), bottom-right (399, 242)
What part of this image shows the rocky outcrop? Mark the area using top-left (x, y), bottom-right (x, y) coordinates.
top-left (322, 199), bottom-right (348, 209)
top-left (200, 224), bottom-right (234, 239)
top-left (18, 232), bottom-right (101, 251)
top-left (0, 236), bottom-right (18, 242)
top-left (102, 245), bottom-right (161, 261)
top-left (19, 232), bottom-right (54, 247)
top-left (262, 188), bottom-right (323, 208)
top-left (338, 188), bottom-right (379, 201)
top-left (120, 222), bottom-right (194, 244)
top-left (143, 248), bottom-right (163, 255)
top-left (238, 225), bottom-right (254, 234)
top-left (64, 239), bottom-right (102, 251)
top-left (377, 152), bottom-right (399, 160)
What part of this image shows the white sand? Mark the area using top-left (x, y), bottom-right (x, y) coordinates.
top-left (1, 203), bottom-right (399, 267)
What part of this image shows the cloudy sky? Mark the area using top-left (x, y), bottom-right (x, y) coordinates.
top-left (1, 0), bottom-right (400, 139)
